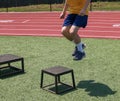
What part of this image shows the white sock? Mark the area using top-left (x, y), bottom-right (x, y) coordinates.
top-left (76, 42), bottom-right (84, 52)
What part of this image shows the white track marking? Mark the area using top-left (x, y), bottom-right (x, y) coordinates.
top-left (0, 20), bottom-right (14, 23)
top-left (112, 24), bottom-right (120, 27)
top-left (22, 20), bottom-right (30, 23)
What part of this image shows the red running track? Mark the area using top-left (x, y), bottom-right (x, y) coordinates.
top-left (0, 11), bottom-right (120, 39)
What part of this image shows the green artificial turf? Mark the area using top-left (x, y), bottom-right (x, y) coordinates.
top-left (0, 36), bottom-right (120, 101)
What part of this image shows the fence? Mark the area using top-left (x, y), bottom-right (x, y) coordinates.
top-left (0, 0), bottom-right (120, 12)
top-left (0, 0), bottom-right (64, 12)
top-left (0, 0), bottom-right (64, 7)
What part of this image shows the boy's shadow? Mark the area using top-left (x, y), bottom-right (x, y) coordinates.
top-left (77, 80), bottom-right (116, 97)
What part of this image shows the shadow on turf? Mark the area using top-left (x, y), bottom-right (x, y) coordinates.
top-left (77, 80), bottom-right (116, 97)
top-left (0, 68), bottom-right (25, 79)
top-left (0, 72), bottom-right (25, 79)
top-left (43, 83), bottom-right (77, 95)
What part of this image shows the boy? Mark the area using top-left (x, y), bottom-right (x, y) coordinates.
top-left (60, 0), bottom-right (91, 60)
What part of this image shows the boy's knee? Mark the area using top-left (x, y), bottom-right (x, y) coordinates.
top-left (69, 30), bottom-right (76, 38)
top-left (61, 27), bottom-right (73, 41)
top-left (69, 30), bottom-right (74, 34)
top-left (61, 27), bottom-right (68, 35)
top-left (69, 27), bottom-right (79, 37)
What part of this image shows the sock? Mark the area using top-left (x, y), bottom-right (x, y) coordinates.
top-left (76, 42), bottom-right (84, 52)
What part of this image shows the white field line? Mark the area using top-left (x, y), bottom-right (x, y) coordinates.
top-left (0, 28), bottom-right (120, 33)
top-left (78, 30), bottom-right (120, 33)
top-left (0, 33), bottom-right (120, 39)
top-left (80, 35), bottom-right (120, 39)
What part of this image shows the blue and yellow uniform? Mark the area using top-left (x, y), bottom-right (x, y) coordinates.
top-left (63, 0), bottom-right (89, 27)
top-left (67, 0), bottom-right (88, 15)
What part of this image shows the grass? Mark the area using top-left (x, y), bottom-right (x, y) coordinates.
top-left (0, 1), bottom-right (120, 12)
top-left (92, 1), bottom-right (120, 11)
top-left (0, 36), bottom-right (120, 101)
top-left (0, 4), bottom-right (64, 12)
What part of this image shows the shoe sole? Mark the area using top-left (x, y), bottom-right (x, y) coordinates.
top-left (73, 52), bottom-right (86, 61)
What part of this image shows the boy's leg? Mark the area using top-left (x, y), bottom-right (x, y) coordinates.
top-left (61, 15), bottom-right (87, 60)
top-left (70, 25), bottom-right (84, 53)
top-left (70, 25), bottom-right (85, 60)
top-left (70, 15), bottom-right (88, 60)
top-left (61, 14), bottom-right (77, 41)
top-left (61, 25), bottom-right (85, 60)
top-left (61, 26), bottom-right (73, 41)
top-left (69, 25), bottom-right (81, 44)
